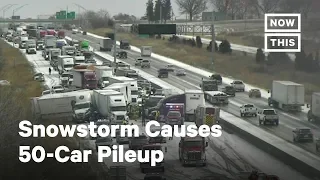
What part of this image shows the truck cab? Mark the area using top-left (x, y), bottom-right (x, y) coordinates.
top-left (73, 56), bottom-right (86, 65)
top-left (99, 37), bottom-right (112, 51)
top-left (209, 74), bottom-right (222, 84)
top-left (158, 68), bottom-right (169, 78)
top-left (179, 136), bottom-right (208, 166)
top-left (258, 109), bottom-right (279, 125)
top-left (19, 36), bottom-right (28, 49)
top-left (60, 72), bottom-right (71, 86)
top-left (26, 40), bottom-right (36, 54)
top-left (49, 48), bottom-right (61, 67)
top-left (140, 144), bottom-right (165, 173)
top-left (200, 78), bottom-right (218, 91)
top-left (83, 51), bottom-right (95, 64)
top-left (120, 40), bottom-right (130, 49)
top-left (36, 40), bottom-right (44, 50)
top-left (70, 91), bottom-right (92, 123)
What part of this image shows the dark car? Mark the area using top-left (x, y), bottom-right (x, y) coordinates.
top-left (249, 89), bottom-right (261, 98)
top-left (158, 68), bottom-right (168, 78)
top-left (120, 40), bottom-right (130, 49)
top-left (293, 127), bottom-right (314, 142)
top-left (222, 85), bottom-right (235, 96)
top-left (210, 74), bottom-right (222, 84)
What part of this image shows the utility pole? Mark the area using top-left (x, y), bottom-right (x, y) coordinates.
top-left (211, 11), bottom-right (215, 70)
top-left (160, 4), bottom-right (162, 24)
top-left (113, 24), bottom-right (117, 64)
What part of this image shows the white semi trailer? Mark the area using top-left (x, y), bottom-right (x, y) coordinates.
top-left (268, 81), bottom-right (305, 112)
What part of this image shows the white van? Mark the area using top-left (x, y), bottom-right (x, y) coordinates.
top-left (141, 46), bottom-right (152, 57)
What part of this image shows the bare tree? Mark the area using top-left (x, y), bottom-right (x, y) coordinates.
top-left (210, 0), bottom-right (226, 12)
top-left (280, 0), bottom-right (315, 18)
top-left (176, 0), bottom-right (208, 21)
top-left (256, 0), bottom-right (279, 13)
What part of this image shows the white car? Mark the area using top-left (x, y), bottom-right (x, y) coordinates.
top-left (175, 68), bottom-right (186, 76)
top-left (166, 64), bottom-right (175, 72)
top-left (42, 90), bottom-right (51, 96)
top-left (135, 57), bottom-right (144, 66)
top-left (240, 104), bottom-right (257, 117)
top-left (72, 29), bottom-right (78, 34)
top-left (231, 80), bottom-right (245, 92)
top-left (257, 109), bottom-right (279, 126)
top-left (51, 85), bottom-right (64, 93)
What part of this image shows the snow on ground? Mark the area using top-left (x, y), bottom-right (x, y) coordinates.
top-left (92, 49), bottom-right (319, 179)
top-left (5, 41), bottom-right (60, 88)
top-left (86, 32), bottom-right (309, 113)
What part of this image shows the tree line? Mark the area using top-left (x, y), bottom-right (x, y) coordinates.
top-left (147, 0), bottom-right (319, 22)
top-left (145, 0), bottom-right (173, 23)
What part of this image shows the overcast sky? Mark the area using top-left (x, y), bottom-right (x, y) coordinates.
top-left (1, 0), bottom-right (186, 19)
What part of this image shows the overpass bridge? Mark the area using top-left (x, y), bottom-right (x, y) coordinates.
top-left (0, 18), bottom-right (265, 25)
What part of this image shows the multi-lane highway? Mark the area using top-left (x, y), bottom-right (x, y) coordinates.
top-left (67, 32), bottom-right (320, 157)
top-left (5, 36), bottom-right (310, 179)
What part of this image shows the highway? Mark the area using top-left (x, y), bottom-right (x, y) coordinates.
top-left (5, 38), bottom-right (310, 179)
top-left (67, 32), bottom-right (320, 157)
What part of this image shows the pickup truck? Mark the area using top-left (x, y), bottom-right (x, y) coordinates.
top-left (257, 109), bottom-right (279, 125)
top-left (240, 104), bottom-right (257, 117)
top-left (231, 80), bottom-right (245, 92)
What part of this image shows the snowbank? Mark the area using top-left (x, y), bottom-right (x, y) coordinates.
top-left (86, 32), bottom-right (309, 113)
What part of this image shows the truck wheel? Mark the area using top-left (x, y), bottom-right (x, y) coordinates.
top-left (202, 163), bottom-right (207, 167)
top-left (161, 167), bottom-right (165, 172)
top-left (316, 146), bottom-right (319, 151)
top-left (293, 137), bottom-right (296, 142)
top-left (254, 113), bottom-right (257, 117)
top-left (240, 113), bottom-right (243, 117)
top-left (275, 121), bottom-right (279, 126)
top-left (140, 168), bottom-right (144, 173)
top-left (263, 121), bottom-right (266, 125)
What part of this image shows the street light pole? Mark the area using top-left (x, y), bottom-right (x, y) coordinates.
top-left (211, 11), bottom-right (215, 71)
top-left (3, 4), bottom-right (17, 19)
top-left (12, 4), bottom-right (28, 17)
top-left (113, 23), bottom-right (117, 64)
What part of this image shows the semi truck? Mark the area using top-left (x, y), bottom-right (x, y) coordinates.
top-left (268, 81), bottom-right (305, 111)
top-left (30, 94), bottom-right (76, 121)
top-left (19, 36), bottom-right (28, 49)
top-left (195, 105), bottom-right (220, 127)
top-left (109, 76), bottom-right (139, 104)
top-left (204, 91), bottom-right (229, 105)
top-left (156, 90), bottom-right (205, 122)
top-left (26, 39), bottom-right (36, 54)
top-left (44, 35), bottom-right (56, 48)
top-left (65, 90), bottom-right (93, 123)
top-left (307, 92), bottom-right (320, 122)
top-left (83, 50), bottom-right (95, 64)
top-left (200, 78), bottom-right (218, 91)
top-left (27, 29), bottom-right (37, 38)
top-left (99, 37), bottom-right (113, 51)
top-left (56, 39), bottom-right (66, 49)
top-left (62, 46), bottom-right (76, 56)
top-left (37, 30), bottom-right (47, 39)
top-left (72, 65), bottom-right (98, 89)
top-left (92, 90), bottom-right (128, 121)
top-left (94, 66), bottom-right (113, 88)
top-left (57, 55), bottom-right (74, 74)
top-left (57, 30), bottom-right (65, 39)
top-left (49, 48), bottom-right (61, 69)
top-left (104, 83), bottom-right (132, 105)
top-left (141, 46), bottom-right (152, 57)
top-left (178, 136), bottom-right (208, 166)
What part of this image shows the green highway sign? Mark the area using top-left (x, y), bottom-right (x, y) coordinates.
top-left (55, 11), bottom-right (76, 20)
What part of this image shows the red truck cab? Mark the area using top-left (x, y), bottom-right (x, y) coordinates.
top-left (39, 30), bottom-right (47, 38)
top-left (83, 71), bottom-right (97, 89)
top-left (57, 31), bottom-right (65, 39)
top-left (73, 65), bottom-right (98, 89)
top-left (178, 135), bottom-right (208, 166)
top-left (47, 30), bottom-right (56, 36)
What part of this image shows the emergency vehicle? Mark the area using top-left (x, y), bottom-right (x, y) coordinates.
top-left (195, 105), bottom-right (220, 127)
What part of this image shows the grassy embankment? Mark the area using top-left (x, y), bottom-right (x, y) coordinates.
top-left (0, 40), bottom-right (107, 179)
top-left (89, 28), bottom-right (320, 102)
